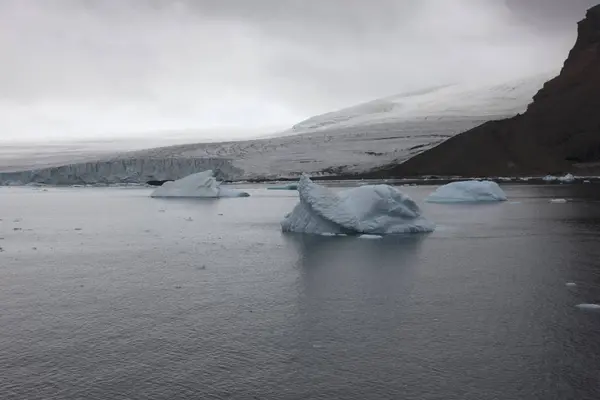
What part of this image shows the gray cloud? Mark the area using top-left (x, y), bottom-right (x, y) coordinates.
top-left (0, 0), bottom-right (595, 141)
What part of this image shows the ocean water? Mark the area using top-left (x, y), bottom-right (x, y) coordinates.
top-left (1, 183), bottom-right (600, 400)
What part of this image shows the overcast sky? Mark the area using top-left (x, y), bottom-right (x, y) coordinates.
top-left (0, 0), bottom-right (596, 142)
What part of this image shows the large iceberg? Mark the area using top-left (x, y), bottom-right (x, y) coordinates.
top-left (425, 180), bottom-right (507, 203)
top-left (150, 170), bottom-right (249, 198)
top-left (281, 175), bottom-right (435, 235)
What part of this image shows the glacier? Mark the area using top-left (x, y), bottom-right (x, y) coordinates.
top-left (425, 181), bottom-right (507, 203)
top-left (150, 170), bottom-right (249, 198)
top-left (281, 175), bottom-right (435, 235)
top-left (0, 73), bottom-right (554, 185)
top-left (0, 157), bottom-right (243, 186)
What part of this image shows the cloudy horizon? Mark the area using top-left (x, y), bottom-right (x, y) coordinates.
top-left (0, 0), bottom-right (597, 143)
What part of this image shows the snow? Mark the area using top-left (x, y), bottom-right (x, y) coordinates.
top-left (281, 175), bottom-right (435, 235)
top-left (150, 170), bottom-right (249, 198)
top-left (0, 73), bottom-right (553, 185)
top-left (425, 181), bottom-right (507, 203)
top-left (543, 173), bottom-right (575, 183)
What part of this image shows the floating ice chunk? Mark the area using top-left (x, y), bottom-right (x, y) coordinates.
top-left (566, 282), bottom-right (577, 287)
top-left (549, 198), bottom-right (568, 204)
top-left (576, 304), bottom-right (600, 311)
top-left (425, 181), bottom-right (507, 203)
top-left (359, 234), bottom-right (384, 239)
top-left (267, 183), bottom-right (298, 190)
top-left (584, 180), bottom-right (591, 183)
top-left (150, 170), bottom-right (249, 198)
top-left (543, 173), bottom-right (575, 183)
top-left (281, 174), bottom-right (435, 235)
top-left (559, 174), bottom-right (575, 183)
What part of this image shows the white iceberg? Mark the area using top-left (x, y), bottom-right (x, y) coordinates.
top-left (281, 175), bottom-right (435, 235)
top-left (150, 170), bottom-right (250, 198)
top-left (425, 180), bottom-right (507, 203)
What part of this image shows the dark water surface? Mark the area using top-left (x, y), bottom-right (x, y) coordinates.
top-left (1, 184), bottom-right (600, 400)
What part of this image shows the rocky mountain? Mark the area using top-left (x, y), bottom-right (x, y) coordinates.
top-left (374, 4), bottom-right (600, 178)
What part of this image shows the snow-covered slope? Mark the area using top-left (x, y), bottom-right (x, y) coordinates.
top-left (0, 73), bottom-right (554, 185)
top-left (289, 74), bottom-right (552, 133)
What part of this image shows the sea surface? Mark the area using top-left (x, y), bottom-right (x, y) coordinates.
top-left (1, 183), bottom-right (600, 400)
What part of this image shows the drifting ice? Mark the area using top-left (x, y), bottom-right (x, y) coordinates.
top-left (150, 170), bottom-right (250, 198)
top-left (543, 173), bottom-right (575, 183)
top-left (281, 175), bottom-right (435, 235)
top-left (425, 181), bottom-right (507, 203)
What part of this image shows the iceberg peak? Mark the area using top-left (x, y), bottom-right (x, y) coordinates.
top-left (281, 175), bottom-right (435, 235)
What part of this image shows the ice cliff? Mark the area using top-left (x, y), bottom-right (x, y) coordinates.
top-left (425, 181), bottom-right (507, 203)
top-left (150, 170), bottom-right (249, 198)
top-left (281, 175), bottom-right (435, 235)
top-left (0, 157), bottom-right (243, 186)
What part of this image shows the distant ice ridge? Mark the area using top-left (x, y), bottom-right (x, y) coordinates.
top-left (425, 181), bottom-right (508, 203)
top-left (150, 170), bottom-right (249, 198)
top-left (0, 157), bottom-right (243, 186)
top-left (281, 175), bottom-right (435, 235)
top-left (0, 73), bottom-right (555, 184)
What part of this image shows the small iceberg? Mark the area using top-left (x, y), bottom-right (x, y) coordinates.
top-left (549, 198), bottom-right (568, 204)
top-left (425, 181), bottom-right (507, 203)
top-left (150, 170), bottom-right (250, 198)
top-left (281, 175), bottom-right (435, 235)
top-left (543, 173), bottom-right (575, 183)
top-left (267, 183), bottom-right (298, 190)
top-left (575, 303), bottom-right (600, 311)
top-left (566, 282), bottom-right (577, 287)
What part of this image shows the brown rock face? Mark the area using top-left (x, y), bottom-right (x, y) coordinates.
top-left (377, 4), bottom-right (600, 178)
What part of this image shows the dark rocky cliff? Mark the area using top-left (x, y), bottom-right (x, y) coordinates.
top-left (374, 4), bottom-right (600, 178)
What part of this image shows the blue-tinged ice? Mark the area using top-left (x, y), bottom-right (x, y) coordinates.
top-left (150, 170), bottom-right (249, 198)
top-left (281, 174), bottom-right (435, 235)
top-left (425, 180), bottom-right (507, 203)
